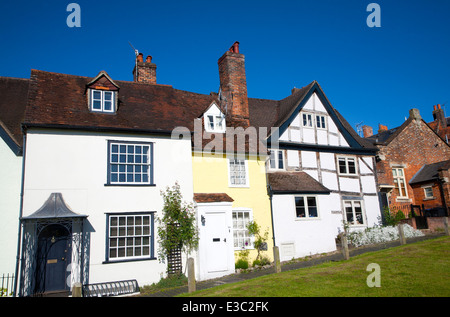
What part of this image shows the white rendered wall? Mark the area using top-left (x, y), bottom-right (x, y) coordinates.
top-left (22, 129), bottom-right (194, 287)
top-left (272, 194), bottom-right (337, 261)
top-left (0, 138), bottom-right (22, 275)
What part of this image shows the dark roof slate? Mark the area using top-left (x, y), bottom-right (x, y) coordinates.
top-left (194, 193), bottom-right (234, 203)
top-left (268, 171), bottom-right (331, 194)
top-left (409, 160), bottom-right (450, 185)
top-left (0, 76), bottom-right (29, 147)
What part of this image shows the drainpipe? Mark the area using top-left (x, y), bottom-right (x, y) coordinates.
top-left (13, 131), bottom-right (27, 297)
top-left (438, 177), bottom-right (448, 217)
top-left (267, 184), bottom-right (276, 247)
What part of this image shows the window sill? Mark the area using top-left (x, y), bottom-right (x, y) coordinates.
top-left (105, 183), bottom-right (156, 187)
top-left (294, 217), bottom-right (320, 221)
top-left (103, 257), bottom-right (157, 264)
top-left (423, 197), bottom-right (436, 201)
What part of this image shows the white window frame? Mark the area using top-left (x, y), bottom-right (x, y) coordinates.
top-left (294, 196), bottom-right (319, 219)
top-left (108, 141), bottom-right (153, 185)
top-left (90, 89), bottom-right (115, 113)
top-left (302, 112), bottom-right (313, 128)
top-left (232, 209), bottom-right (253, 250)
top-left (316, 115), bottom-right (327, 129)
top-left (203, 103), bottom-right (226, 133)
top-left (106, 212), bottom-right (154, 262)
top-left (392, 167), bottom-right (408, 198)
top-left (337, 156), bottom-right (357, 175)
top-left (423, 186), bottom-right (434, 199)
top-left (344, 200), bottom-right (366, 226)
top-left (205, 114), bottom-right (225, 133)
top-left (228, 157), bottom-right (249, 187)
top-left (269, 149), bottom-right (285, 170)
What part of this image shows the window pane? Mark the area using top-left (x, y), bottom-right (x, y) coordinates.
top-left (269, 151), bottom-right (276, 169)
top-left (354, 202), bottom-right (363, 224)
top-left (208, 116), bottom-right (214, 129)
top-left (338, 158), bottom-right (347, 174)
top-left (307, 197), bottom-right (318, 218)
top-left (104, 91), bottom-right (112, 100)
top-left (348, 159), bottom-right (356, 174)
top-left (345, 201), bottom-right (354, 224)
top-left (93, 100), bottom-right (101, 110)
top-left (93, 91), bottom-right (101, 100)
top-left (278, 151), bottom-right (284, 169)
top-left (295, 197), bottom-right (305, 217)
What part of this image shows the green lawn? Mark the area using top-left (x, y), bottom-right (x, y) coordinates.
top-left (182, 236), bottom-right (450, 297)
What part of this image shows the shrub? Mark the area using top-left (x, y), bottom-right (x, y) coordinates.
top-left (347, 224), bottom-right (424, 247)
top-left (235, 259), bottom-right (249, 270)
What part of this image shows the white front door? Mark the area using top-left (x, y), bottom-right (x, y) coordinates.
top-left (205, 212), bottom-right (229, 273)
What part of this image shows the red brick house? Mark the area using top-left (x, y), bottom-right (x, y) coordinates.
top-left (363, 108), bottom-right (450, 220)
top-left (409, 160), bottom-right (450, 215)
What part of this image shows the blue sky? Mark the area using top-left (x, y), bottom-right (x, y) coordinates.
top-left (1, 0), bottom-right (449, 134)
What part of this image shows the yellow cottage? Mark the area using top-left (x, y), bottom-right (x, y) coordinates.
top-left (191, 43), bottom-right (274, 281)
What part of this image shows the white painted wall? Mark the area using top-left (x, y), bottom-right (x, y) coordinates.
top-left (22, 129), bottom-right (194, 287)
top-left (272, 194), bottom-right (337, 261)
top-left (0, 138), bottom-right (22, 275)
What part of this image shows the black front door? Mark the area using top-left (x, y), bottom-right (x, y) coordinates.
top-left (35, 224), bottom-right (72, 293)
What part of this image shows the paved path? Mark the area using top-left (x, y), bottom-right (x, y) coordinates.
top-left (141, 233), bottom-right (444, 297)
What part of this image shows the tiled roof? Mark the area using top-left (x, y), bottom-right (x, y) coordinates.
top-left (0, 76), bottom-right (29, 147)
top-left (268, 171), bottom-right (331, 194)
top-left (193, 193), bottom-right (234, 203)
top-left (409, 160), bottom-right (450, 185)
top-left (24, 70), bottom-right (213, 133)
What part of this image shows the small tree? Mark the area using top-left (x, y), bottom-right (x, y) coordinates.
top-left (246, 220), bottom-right (269, 265)
top-left (157, 182), bottom-right (199, 275)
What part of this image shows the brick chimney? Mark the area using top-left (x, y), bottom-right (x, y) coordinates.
top-left (133, 53), bottom-right (157, 84)
top-left (409, 108), bottom-right (422, 121)
top-left (362, 125), bottom-right (373, 138)
top-left (432, 104), bottom-right (446, 128)
top-left (218, 41), bottom-right (249, 127)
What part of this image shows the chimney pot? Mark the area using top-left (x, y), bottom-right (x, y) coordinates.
top-left (378, 124), bottom-right (388, 133)
top-left (133, 52), bottom-right (157, 84)
top-left (230, 41), bottom-right (240, 54)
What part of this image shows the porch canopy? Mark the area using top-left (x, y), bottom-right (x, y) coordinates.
top-left (21, 193), bottom-right (87, 221)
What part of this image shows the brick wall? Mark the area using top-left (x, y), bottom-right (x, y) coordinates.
top-left (426, 217), bottom-right (450, 232)
top-left (411, 181), bottom-right (443, 210)
top-left (376, 116), bottom-right (450, 214)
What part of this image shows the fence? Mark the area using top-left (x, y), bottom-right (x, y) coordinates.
top-left (1, 274), bottom-right (14, 297)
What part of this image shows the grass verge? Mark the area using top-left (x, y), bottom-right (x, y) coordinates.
top-left (180, 236), bottom-right (450, 297)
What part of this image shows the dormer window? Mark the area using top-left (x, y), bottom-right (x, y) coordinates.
top-left (203, 102), bottom-right (226, 133)
top-left (207, 115), bottom-right (224, 131)
top-left (91, 89), bottom-right (115, 113)
top-left (86, 71), bottom-right (120, 114)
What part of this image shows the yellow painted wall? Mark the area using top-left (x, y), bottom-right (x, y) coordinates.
top-left (192, 151), bottom-right (274, 263)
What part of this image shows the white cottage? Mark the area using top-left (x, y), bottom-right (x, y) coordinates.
top-left (248, 81), bottom-right (381, 261)
top-left (12, 66), bottom-right (213, 296)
